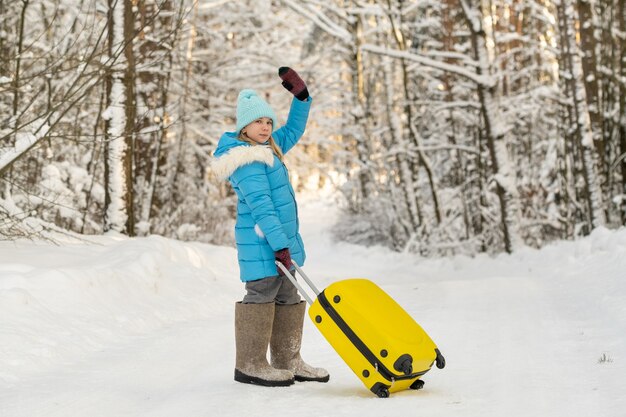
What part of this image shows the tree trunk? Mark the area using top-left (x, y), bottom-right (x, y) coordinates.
top-left (577, 0), bottom-right (607, 210)
top-left (4, 0), bottom-right (29, 196)
top-left (336, 6), bottom-right (375, 212)
top-left (12, 0), bottom-right (28, 123)
top-left (558, 0), bottom-right (606, 231)
top-left (555, 0), bottom-right (581, 236)
top-left (618, 0), bottom-right (626, 224)
top-left (350, 10), bottom-right (374, 208)
top-left (123, 0), bottom-right (136, 235)
top-left (82, 87), bottom-right (106, 234)
top-left (0, 0), bottom-right (6, 75)
top-left (134, 0), bottom-right (173, 233)
top-left (103, 0), bottom-right (135, 235)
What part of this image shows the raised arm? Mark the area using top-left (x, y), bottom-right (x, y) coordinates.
top-left (272, 96), bottom-right (312, 155)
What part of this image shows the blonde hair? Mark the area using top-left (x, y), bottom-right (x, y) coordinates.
top-left (238, 131), bottom-right (284, 161)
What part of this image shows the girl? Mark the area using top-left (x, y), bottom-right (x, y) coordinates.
top-left (211, 67), bottom-right (329, 387)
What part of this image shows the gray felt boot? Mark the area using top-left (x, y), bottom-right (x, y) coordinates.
top-left (270, 301), bottom-right (330, 382)
top-left (234, 302), bottom-right (295, 387)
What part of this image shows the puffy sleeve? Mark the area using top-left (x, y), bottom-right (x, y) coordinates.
top-left (230, 162), bottom-right (290, 251)
top-left (272, 96), bottom-right (312, 155)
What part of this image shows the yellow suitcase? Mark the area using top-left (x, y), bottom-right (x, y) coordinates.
top-left (277, 262), bottom-right (445, 398)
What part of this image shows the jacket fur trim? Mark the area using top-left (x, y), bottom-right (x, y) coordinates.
top-left (211, 145), bottom-right (275, 180)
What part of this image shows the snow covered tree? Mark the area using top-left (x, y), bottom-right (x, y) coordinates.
top-left (1, 0), bottom-right (110, 237)
top-left (459, 0), bottom-right (523, 253)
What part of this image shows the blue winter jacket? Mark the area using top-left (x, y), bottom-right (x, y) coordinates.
top-left (211, 97), bottom-right (312, 282)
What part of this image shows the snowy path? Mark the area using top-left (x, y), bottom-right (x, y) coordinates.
top-left (1, 196), bottom-right (625, 416)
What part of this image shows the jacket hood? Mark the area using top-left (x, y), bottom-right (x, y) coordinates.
top-left (211, 131), bottom-right (274, 180)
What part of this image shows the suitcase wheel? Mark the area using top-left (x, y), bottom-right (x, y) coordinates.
top-left (435, 348), bottom-right (446, 369)
top-left (371, 383), bottom-right (390, 398)
top-left (394, 354), bottom-right (413, 375)
top-left (410, 379), bottom-right (425, 390)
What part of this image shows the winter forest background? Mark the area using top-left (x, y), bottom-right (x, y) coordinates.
top-left (1, 0), bottom-right (625, 257)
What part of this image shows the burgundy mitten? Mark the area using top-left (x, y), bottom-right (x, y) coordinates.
top-left (278, 67), bottom-right (309, 101)
top-left (275, 248), bottom-right (293, 275)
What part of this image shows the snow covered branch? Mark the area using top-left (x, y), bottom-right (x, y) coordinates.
top-left (281, 0), bottom-right (353, 44)
top-left (360, 44), bottom-right (494, 87)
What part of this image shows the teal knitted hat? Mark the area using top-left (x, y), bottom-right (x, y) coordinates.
top-left (236, 89), bottom-right (278, 134)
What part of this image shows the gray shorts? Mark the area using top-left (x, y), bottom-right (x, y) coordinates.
top-left (242, 275), bottom-right (301, 305)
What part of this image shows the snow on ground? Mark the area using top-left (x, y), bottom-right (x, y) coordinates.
top-left (1, 193), bottom-right (625, 417)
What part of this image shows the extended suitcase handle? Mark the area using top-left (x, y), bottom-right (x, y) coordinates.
top-left (275, 260), bottom-right (320, 305)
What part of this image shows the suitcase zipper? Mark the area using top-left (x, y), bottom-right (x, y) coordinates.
top-left (317, 291), bottom-right (429, 382)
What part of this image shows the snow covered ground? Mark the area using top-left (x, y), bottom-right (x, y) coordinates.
top-left (1, 194), bottom-right (625, 417)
